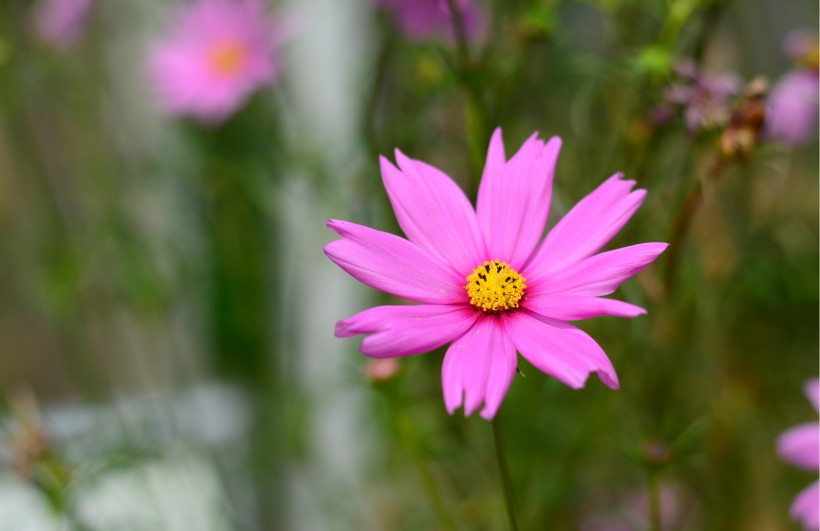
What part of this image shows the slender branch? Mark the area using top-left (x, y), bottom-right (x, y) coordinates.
top-left (397, 410), bottom-right (457, 531)
top-left (443, 0), bottom-right (472, 66)
top-left (442, 0), bottom-right (489, 198)
top-left (664, 155), bottom-right (727, 289)
top-left (663, 179), bottom-right (702, 289)
top-left (648, 471), bottom-right (661, 531)
top-left (492, 415), bottom-right (519, 531)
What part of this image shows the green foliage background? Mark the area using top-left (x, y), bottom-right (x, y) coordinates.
top-left (0, 0), bottom-right (816, 529)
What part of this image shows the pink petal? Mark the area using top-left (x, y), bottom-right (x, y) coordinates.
top-left (806, 379), bottom-right (820, 412)
top-left (778, 423), bottom-right (820, 471)
top-left (503, 311), bottom-right (619, 390)
top-left (442, 316), bottom-right (516, 419)
top-left (381, 152), bottom-right (486, 275)
top-left (791, 480), bottom-right (820, 530)
top-left (523, 294), bottom-right (646, 321)
top-left (526, 173), bottom-right (647, 277)
top-left (528, 242), bottom-right (669, 297)
top-left (324, 219), bottom-right (464, 304)
top-left (335, 304), bottom-right (480, 358)
top-left (476, 129), bottom-right (562, 270)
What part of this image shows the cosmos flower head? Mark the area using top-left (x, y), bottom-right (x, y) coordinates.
top-left (777, 379), bottom-right (820, 530)
top-left (325, 129), bottom-right (667, 420)
top-left (376, 0), bottom-right (480, 42)
top-left (148, 0), bottom-right (290, 124)
top-left (32, 0), bottom-right (94, 49)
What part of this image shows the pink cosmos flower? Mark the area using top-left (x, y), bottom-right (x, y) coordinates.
top-left (33, 0), bottom-right (94, 49)
top-left (376, 0), bottom-right (480, 41)
top-left (325, 129), bottom-right (667, 420)
top-left (777, 379), bottom-right (820, 530)
top-left (149, 0), bottom-right (288, 124)
top-left (766, 71), bottom-right (819, 146)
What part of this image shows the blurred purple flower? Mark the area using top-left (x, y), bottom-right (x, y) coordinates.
top-left (766, 71), bottom-right (819, 146)
top-left (148, 0), bottom-right (290, 124)
top-left (33, 0), bottom-right (94, 49)
top-left (784, 30), bottom-right (819, 64)
top-left (777, 379), bottom-right (820, 530)
top-left (376, 0), bottom-right (480, 41)
top-left (660, 60), bottom-right (742, 133)
top-left (325, 129), bottom-right (667, 419)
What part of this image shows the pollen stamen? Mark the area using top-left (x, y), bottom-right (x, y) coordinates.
top-left (465, 260), bottom-right (526, 312)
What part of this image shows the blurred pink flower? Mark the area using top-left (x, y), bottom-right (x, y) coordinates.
top-left (777, 379), bottom-right (820, 530)
top-left (325, 129), bottom-right (666, 419)
top-left (365, 358), bottom-right (401, 382)
top-left (33, 0), bottom-right (94, 49)
top-left (376, 0), bottom-right (480, 41)
top-left (766, 70), bottom-right (819, 146)
top-left (149, 0), bottom-right (289, 124)
top-left (581, 483), bottom-right (691, 531)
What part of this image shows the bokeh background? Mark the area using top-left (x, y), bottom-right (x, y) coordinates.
top-left (0, 0), bottom-right (817, 529)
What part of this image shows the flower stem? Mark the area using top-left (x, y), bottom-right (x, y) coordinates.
top-left (648, 471), bottom-right (661, 531)
top-left (664, 155), bottom-right (727, 290)
top-left (443, 0), bottom-right (472, 66)
top-left (396, 410), bottom-right (456, 531)
top-left (492, 415), bottom-right (519, 531)
top-left (443, 0), bottom-right (489, 198)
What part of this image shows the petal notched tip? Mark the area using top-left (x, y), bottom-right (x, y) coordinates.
top-left (479, 401), bottom-right (502, 420)
top-left (379, 154), bottom-right (399, 175)
top-left (445, 397), bottom-right (503, 421)
top-left (488, 127), bottom-right (505, 153)
top-left (334, 318), bottom-right (363, 338)
top-left (443, 388), bottom-right (462, 416)
top-left (629, 305), bottom-right (648, 317)
top-left (597, 368), bottom-right (620, 390)
top-left (442, 390), bottom-right (490, 419)
top-left (566, 367), bottom-right (621, 391)
top-left (544, 135), bottom-right (563, 156)
top-left (393, 148), bottom-right (413, 170)
top-left (325, 218), bottom-right (345, 234)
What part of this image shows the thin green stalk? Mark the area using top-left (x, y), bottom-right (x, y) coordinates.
top-left (492, 415), bottom-right (519, 531)
top-left (664, 155), bottom-right (727, 290)
top-left (396, 410), bottom-right (456, 531)
top-left (648, 471), bottom-right (661, 531)
top-left (443, 0), bottom-right (472, 66)
top-left (443, 0), bottom-right (489, 198)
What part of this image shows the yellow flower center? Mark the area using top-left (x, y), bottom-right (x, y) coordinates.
top-left (207, 39), bottom-right (248, 78)
top-left (465, 260), bottom-right (526, 312)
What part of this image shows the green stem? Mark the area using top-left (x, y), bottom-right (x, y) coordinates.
top-left (396, 410), bottom-right (456, 531)
top-left (664, 155), bottom-right (727, 290)
top-left (492, 415), bottom-right (519, 531)
top-left (443, 0), bottom-right (489, 198)
top-left (663, 179), bottom-right (702, 290)
top-left (443, 0), bottom-right (472, 66)
top-left (648, 471), bottom-right (661, 531)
